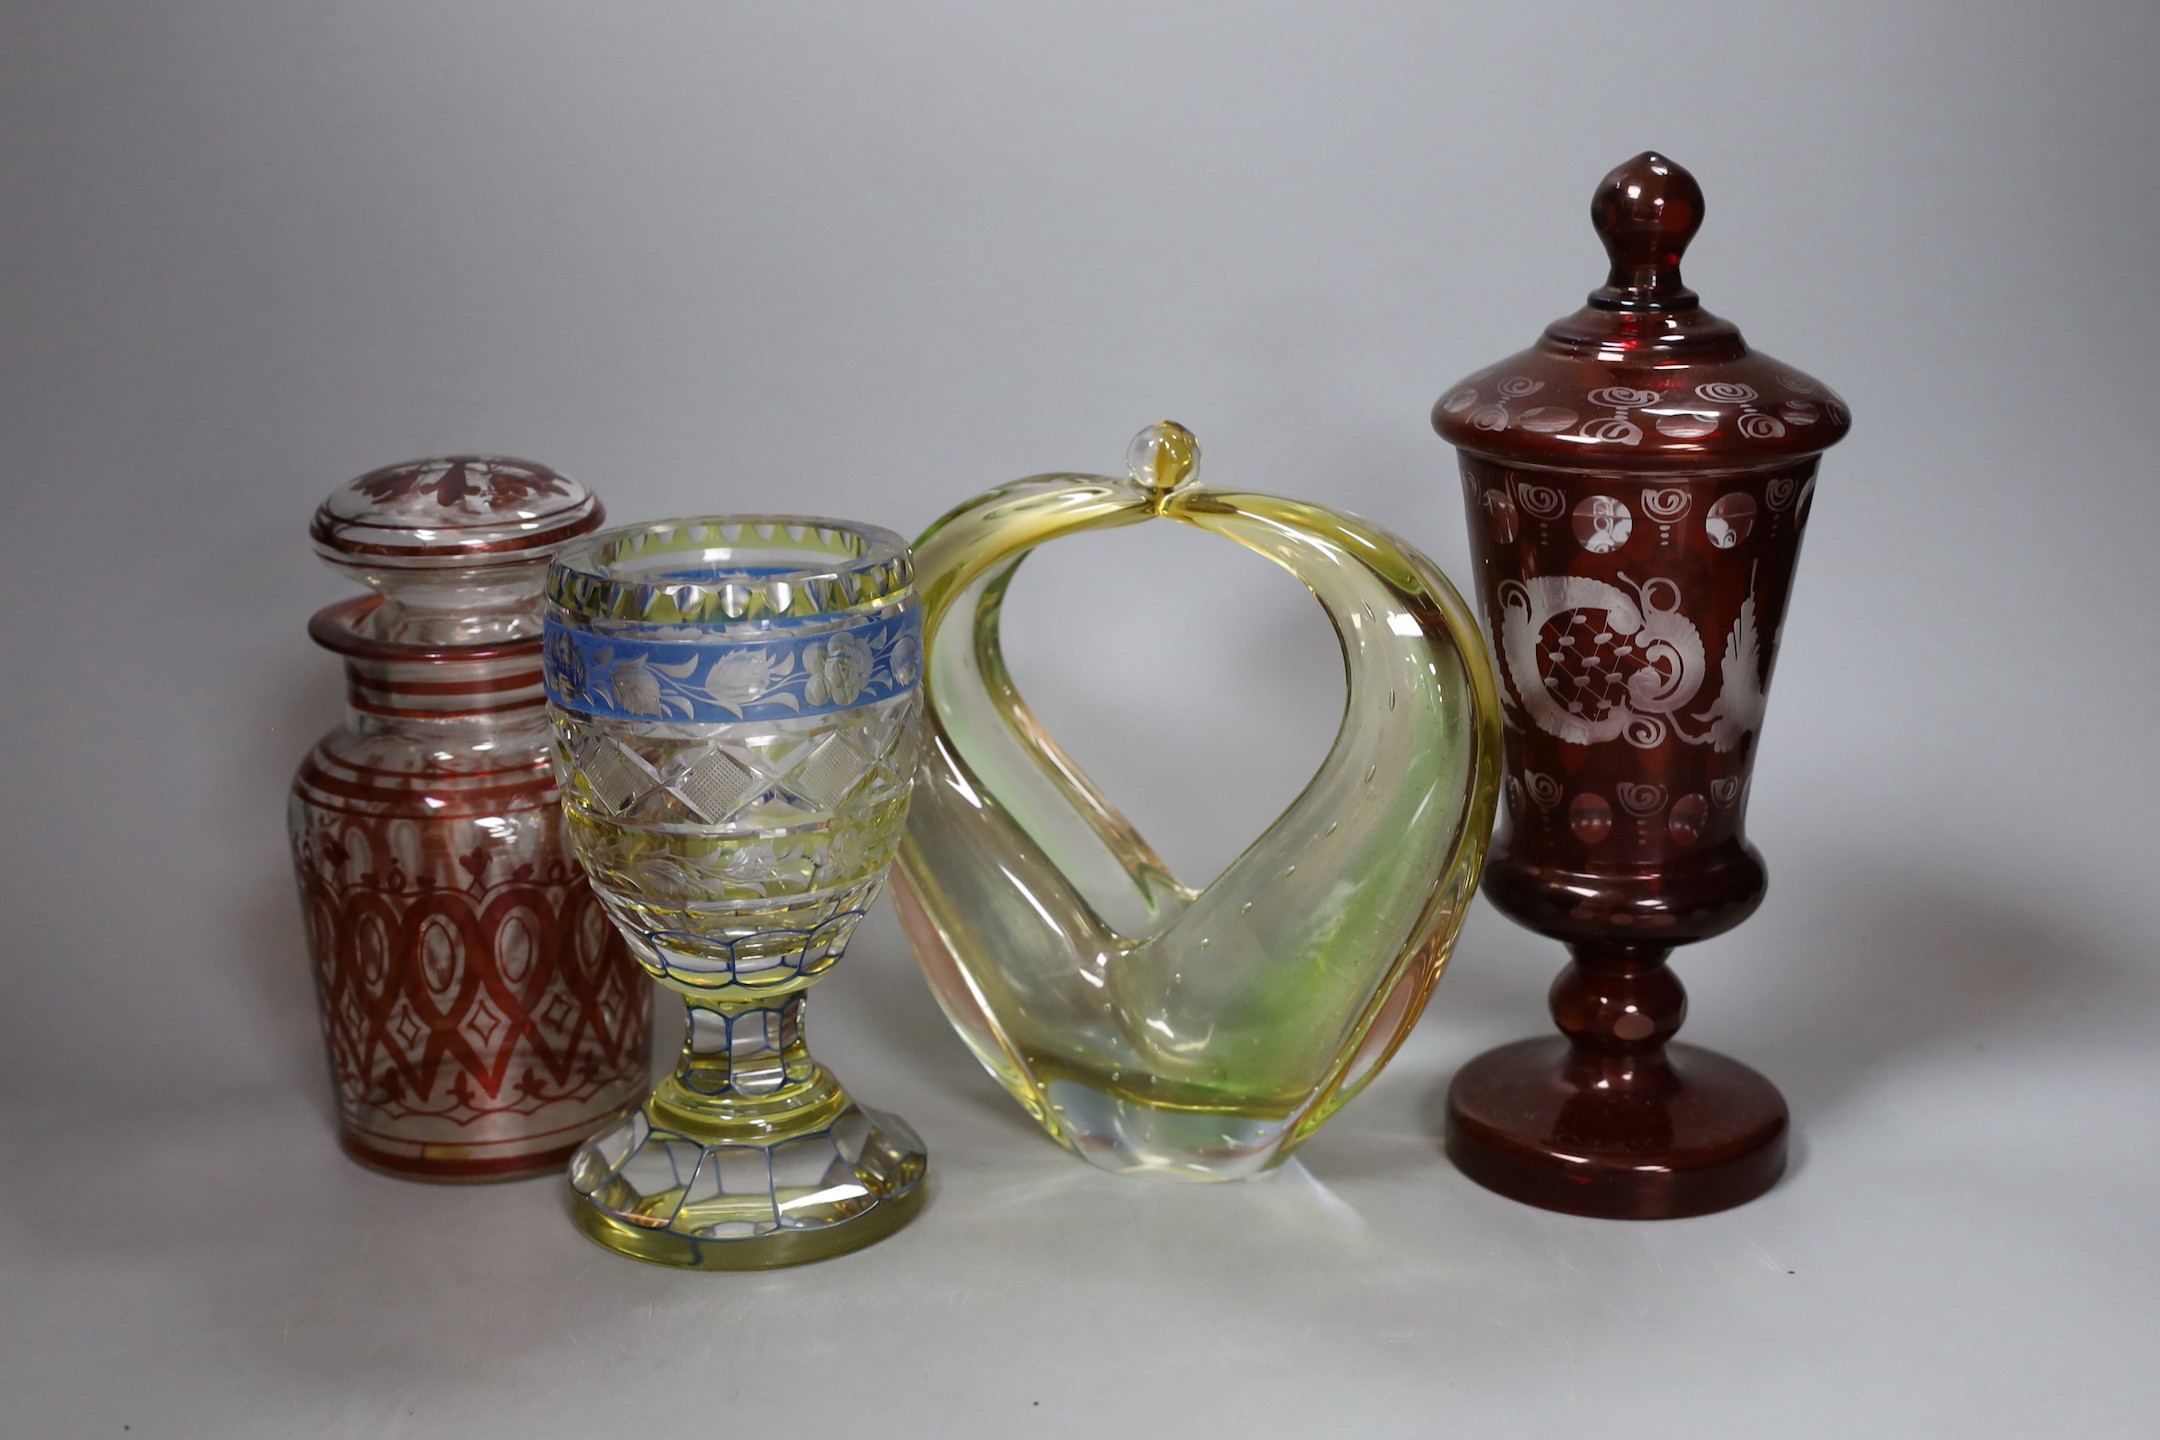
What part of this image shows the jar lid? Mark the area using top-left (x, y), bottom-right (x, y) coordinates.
top-left (1434, 152), bottom-right (1850, 472)
top-left (308, 455), bottom-right (607, 647)
top-left (310, 455), bottom-right (604, 570)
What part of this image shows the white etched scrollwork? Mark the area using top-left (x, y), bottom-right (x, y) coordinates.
top-left (1696, 382), bottom-right (1758, 405)
top-left (1641, 487), bottom-right (1691, 523)
top-left (1580, 415), bottom-right (1644, 445)
top-left (1513, 481), bottom-right (1566, 520)
top-left (1738, 412), bottom-right (1787, 440)
top-left (1496, 574), bottom-right (1708, 749)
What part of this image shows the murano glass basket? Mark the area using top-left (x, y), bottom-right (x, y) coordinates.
top-left (894, 424), bottom-right (1502, 1179)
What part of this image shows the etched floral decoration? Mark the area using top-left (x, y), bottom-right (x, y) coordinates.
top-left (545, 613), bottom-right (919, 723)
top-left (352, 457), bottom-right (574, 515)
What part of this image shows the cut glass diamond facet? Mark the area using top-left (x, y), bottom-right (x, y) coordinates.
top-left (671, 744), bottom-right (762, 821)
top-left (576, 737), bottom-right (661, 814)
top-left (784, 734), bottom-right (873, 809)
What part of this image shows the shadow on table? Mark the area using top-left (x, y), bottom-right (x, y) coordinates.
top-left (225, 661), bottom-right (347, 1126)
top-left (1384, 851), bottom-right (2127, 1192)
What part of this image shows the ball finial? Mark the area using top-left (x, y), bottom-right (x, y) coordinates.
top-left (1589, 151), bottom-right (1704, 312)
top-left (1126, 421), bottom-right (1202, 495)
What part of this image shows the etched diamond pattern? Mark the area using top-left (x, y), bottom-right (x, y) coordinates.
top-left (1539, 611), bottom-right (1652, 724)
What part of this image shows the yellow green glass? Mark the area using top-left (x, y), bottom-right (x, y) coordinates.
top-left (895, 424), bottom-right (1502, 1179)
top-left (543, 517), bottom-right (927, 1268)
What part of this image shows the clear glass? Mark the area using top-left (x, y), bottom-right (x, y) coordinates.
top-left (544, 516), bottom-right (927, 1268)
top-left (895, 424), bottom-right (1502, 1179)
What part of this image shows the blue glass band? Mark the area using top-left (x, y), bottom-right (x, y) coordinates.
top-left (544, 608), bottom-right (921, 722)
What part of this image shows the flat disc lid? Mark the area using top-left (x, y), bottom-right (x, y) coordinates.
top-left (311, 455), bottom-right (604, 570)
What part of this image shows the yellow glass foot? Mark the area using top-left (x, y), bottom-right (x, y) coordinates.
top-left (567, 1175), bottom-right (927, 1270)
top-left (564, 1087), bottom-right (929, 1271)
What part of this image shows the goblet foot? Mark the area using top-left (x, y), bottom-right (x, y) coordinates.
top-left (1445, 1036), bottom-right (1787, 1219)
top-left (566, 1090), bottom-right (928, 1270)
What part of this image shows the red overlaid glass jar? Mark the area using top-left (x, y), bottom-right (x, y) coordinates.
top-left (289, 457), bottom-right (651, 1181)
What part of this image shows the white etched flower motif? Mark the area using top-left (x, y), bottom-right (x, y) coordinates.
top-left (824, 819), bottom-right (872, 878)
top-left (608, 659), bottom-right (664, 715)
top-left (722, 841), bottom-right (779, 883)
top-left (703, 648), bottom-right (773, 709)
top-left (820, 631), bottom-right (874, 706)
top-left (886, 631), bottom-right (921, 689)
top-left (546, 627), bottom-right (586, 700)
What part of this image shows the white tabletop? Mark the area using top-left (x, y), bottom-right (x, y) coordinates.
top-left (10, 858), bottom-right (2153, 1438)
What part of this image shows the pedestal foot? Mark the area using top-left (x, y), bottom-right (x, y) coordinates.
top-left (566, 1097), bottom-right (928, 1270)
top-left (563, 991), bottom-right (927, 1269)
top-left (1446, 1036), bottom-right (1787, 1218)
top-left (1443, 943), bottom-right (1786, 1218)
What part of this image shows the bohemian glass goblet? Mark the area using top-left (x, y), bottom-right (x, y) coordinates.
top-left (1432, 153), bottom-right (1851, 1217)
top-left (542, 516), bottom-right (927, 1268)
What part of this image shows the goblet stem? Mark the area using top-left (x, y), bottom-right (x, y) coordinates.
top-left (1549, 942), bottom-right (1688, 1091)
top-left (566, 985), bottom-right (928, 1270)
top-left (668, 992), bottom-right (820, 1106)
top-left (1447, 939), bottom-right (1787, 1218)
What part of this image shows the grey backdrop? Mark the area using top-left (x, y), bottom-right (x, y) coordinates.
top-left (4, 3), bottom-right (2155, 1436)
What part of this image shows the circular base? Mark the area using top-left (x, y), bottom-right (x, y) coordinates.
top-left (1445, 1037), bottom-right (1788, 1219)
top-left (569, 1176), bottom-right (926, 1270)
top-left (565, 1098), bottom-right (929, 1270)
